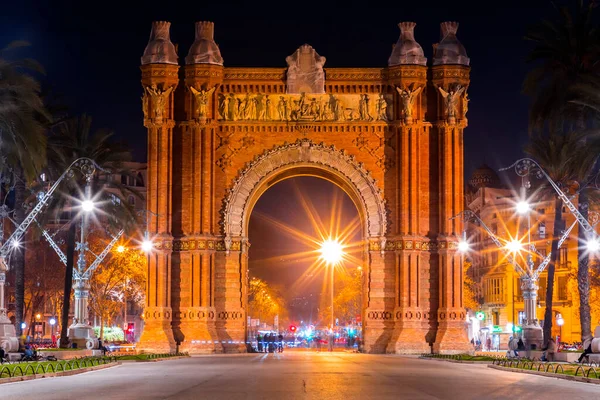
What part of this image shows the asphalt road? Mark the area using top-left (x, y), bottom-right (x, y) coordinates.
top-left (1, 352), bottom-right (599, 399)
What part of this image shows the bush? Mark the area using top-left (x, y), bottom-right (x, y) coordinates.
top-left (93, 326), bottom-right (124, 342)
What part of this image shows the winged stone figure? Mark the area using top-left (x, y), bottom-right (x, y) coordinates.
top-left (437, 85), bottom-right (466, 119)
top-left (190, 86), bottom-right (216, 119)
top-left (396, 85), bottom-right (423, 121)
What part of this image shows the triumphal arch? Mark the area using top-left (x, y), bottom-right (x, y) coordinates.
top-left (139, 20), bottom-right (472, 354)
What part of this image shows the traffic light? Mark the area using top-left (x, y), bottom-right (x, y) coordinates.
top-left (289, 325), bottom-right (297, 332)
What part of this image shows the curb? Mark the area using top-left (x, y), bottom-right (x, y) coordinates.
top-left (418, 357), bottom-right (493, 364)
top-left (131, 356), bottom-right (191, 363)
top-left (488, 364), bottom-right (600, 385)
top-left (0, 362), bottom-right (121, 385)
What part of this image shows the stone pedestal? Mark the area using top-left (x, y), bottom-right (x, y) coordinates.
top-left (68, 323), bottom-right (98, 350)
top-left (523, 324), bottom-right (543, 350)
top-left (0, 318), bottom-right (19, 352)
top-left (176, 308), bottom-right (223, 354)
top-left (388, 309), bottom-right (431, 354)
top-left (138, 307), bottom-right (177, 353)
top-left (433, 310), bottom-right (472, 354)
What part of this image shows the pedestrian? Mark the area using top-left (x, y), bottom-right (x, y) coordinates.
top-left (328, 331), bottom-right (334, 352)
top-left (486, 337), bottom-right (492, 351)
top-left (257, 334), bottom-right (263, 353)
top-left (578, 341), bottom-right (593, 363)
top-left (316, 335), bottom-right (322, 352)
top-left (278, 333), bottom-right (284, 353)
top-left (51, 333), bottom-right (57, 348)
top-left (545, 337), bottom-right (557, 361)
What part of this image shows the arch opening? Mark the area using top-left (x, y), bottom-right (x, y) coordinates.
top-left (247, 176), bottom-right (364, 350)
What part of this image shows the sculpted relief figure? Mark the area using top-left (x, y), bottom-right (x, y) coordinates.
top-left (396, 85), bottom-right (423, 123)
top-left (437, 84), bottom-right (466, 121)
top-left (141, 92), bottom-right (149, 120)
top-left (145, 84), bottom-right (174, 122)
top-left (358, 94), bottom-right (373, 121)
top-left (277, 96), bottom-right (290, 121)
top-left (462, 94), bottom-right (469, 118)
top-left (190, 86), bottom-right (216, 120)
top-left (376, 93), bottom-right (388, 121)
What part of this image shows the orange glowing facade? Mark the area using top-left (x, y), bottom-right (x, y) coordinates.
top-left (138, 20), bottom-right (472, 354)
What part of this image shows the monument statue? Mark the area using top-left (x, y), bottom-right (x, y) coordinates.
top-left (437, 84), bottom-right (466, 121)
top-left (376, 94), bottom-right (388, 121)
top-left (396, 85), bottom-right (423, 123)
top-left (190, 86), bottom-right (216, 120)
top-left (145, 84), bottom-right (174, 121)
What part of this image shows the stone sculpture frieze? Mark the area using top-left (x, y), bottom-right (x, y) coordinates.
top-left (216, 93), bottom-right (392, 122)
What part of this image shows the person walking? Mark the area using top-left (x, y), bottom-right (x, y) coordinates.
top-left (257, 334), bottom-right (263, 353)
top-left (277, 333), bottom-right (284, 353)
top-left (328, 331), bottom-right (334, 352)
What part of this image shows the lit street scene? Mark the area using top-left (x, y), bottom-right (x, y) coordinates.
top-left (3, 353), bottom-right (600, 400)
top-left (2, 0), bottom-right (600, 398)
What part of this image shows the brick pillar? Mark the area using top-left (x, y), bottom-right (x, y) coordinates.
top-left (214, 239), bottom-right (248, 353)
top-left (363, 241), bottom-right (396, 353)
top-left (175, 63), bottom-right (224, 353)
top-left (138, 63), bottom-right (179, 352)
top-left (386, 65), bottom-right (431, 353)
top-left (431, 64), bottom-right (471, 354)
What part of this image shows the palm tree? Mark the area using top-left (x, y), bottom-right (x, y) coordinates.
top-left (523, 0), bottom-right (600, 346)
top-left (0, 41), bottom-right (50, 336)
top-left (44, 114), bottom-right (142, 348)
top-left (524, 132), bottom-right (598, 344)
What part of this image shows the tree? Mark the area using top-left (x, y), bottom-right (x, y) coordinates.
top-left (523, 0), bottom-right (600, 345)
top-left (23, 237), bottom-right (65, 338)
top-left (247, 277), bottom-right (288, 326)
top-left (318, 269), bottom-right (362, 328)
top-left (44, 115), bottom-right (141, 347)
top-left (87, 234), bottom-right (145, 340)
top-left (0, 41), bottom-right (50, 336)
top-left (524, 132), bottom-right (597, 344)
top-left (463, 261), bottom-right (482, 311)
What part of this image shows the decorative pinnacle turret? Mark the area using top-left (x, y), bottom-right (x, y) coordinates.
top-left (398, 22), bottom-right (416, 40)
top-left (433, 21), bottom-right (469, 66)
top-left (141, 21), bottom-right (178, 65)
top-left (151, 21), bottom-right (171, 40)
top-left (197, 21), bottom-right (215, 40)
top-left (388, 21), bottom-right (426, 66)
top-left (440, 21), bottom-right (459, 38)
top-left (185, 20), bottom-right (224, 65)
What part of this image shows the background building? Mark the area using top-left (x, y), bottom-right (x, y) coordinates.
top-left (465, 165), bottom-right (580, 350)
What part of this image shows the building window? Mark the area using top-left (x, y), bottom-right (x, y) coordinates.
top-left (485, 277), bottom-right (504, 303)
top-left (491, 251), bottom-right (498, 266)
top-left (518, 311), bottom-right (526, 325)
top-left (136, 173), bottom-right (144, 187)
top-left (493, 311), bottom-right (500, 325)
top-left (559, 248), bottom-right (568, 266)
top-left (558, 276), bottom-right (568, 301)
top-left (539, 277), bottom-right (547, 301)
top-left (128, 196), bottom-right (135, 206)
top-left (538, 222), bottom-right (546, 239)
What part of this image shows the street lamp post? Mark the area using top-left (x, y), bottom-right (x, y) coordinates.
top-left (454, 205), bottom-right (574, 350)
top-left (556, 313), bottom-right (564, 343)
top-left (0, 158), bottom-right (98, 352)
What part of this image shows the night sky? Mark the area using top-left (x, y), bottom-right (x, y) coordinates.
top-left (3, 0), bottom-right (551, 305)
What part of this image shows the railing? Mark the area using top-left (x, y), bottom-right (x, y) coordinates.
top-left (492, 358), bottom-right (600, 378)
top-left (0, 356), bottom-right (118, 379)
